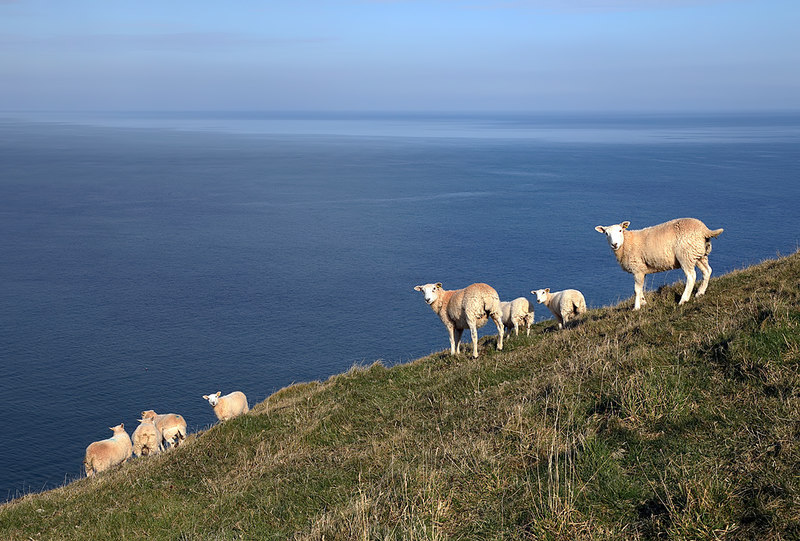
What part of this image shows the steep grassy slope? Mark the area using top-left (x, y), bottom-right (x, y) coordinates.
top-left (2, 252), bottom-right (799, 540)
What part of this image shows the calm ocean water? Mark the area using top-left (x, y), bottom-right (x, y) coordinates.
top-left (2, 111), bottom-right (799, 501)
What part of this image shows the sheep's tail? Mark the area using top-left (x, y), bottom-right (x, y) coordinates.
top-left (704, 227), bottom-right (723, 255)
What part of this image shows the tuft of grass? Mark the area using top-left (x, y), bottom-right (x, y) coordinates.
top-left (2, 251), bottom-right (800, 540)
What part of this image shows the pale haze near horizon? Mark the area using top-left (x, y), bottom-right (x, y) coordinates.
top-left (0, 0), bottom-right (798, 112)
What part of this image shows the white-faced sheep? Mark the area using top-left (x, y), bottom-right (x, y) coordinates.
top-left (414, 282), bottom-right (504, 358)
top-left (131, 417), bottom-right (163, 458)
top-left (595, 217), bottom-right (724, 310)
top-left (500, 297), bottom-right (534, 336)
top-left (202, 391), bottom-right (249, 421)
top-left (140, 410), bottom-right (187, 449)
top-left (532, 288), bottom-right (587, 330)
top-left (83, 423), bottom-right (132, 477)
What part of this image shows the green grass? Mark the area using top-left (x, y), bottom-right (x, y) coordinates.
top-left (2, 252), bottom-right (799, 540)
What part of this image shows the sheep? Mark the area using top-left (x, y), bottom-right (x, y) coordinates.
top-left (202, 391), bottom-right (249, 421)
top-left (595, 217), bottom-right (724, 310)
top-left (531, 288), bottom-right (587, 330)
top-left (83, 423), bottom-right (132, 477)
top-left (414, 282), bottom-right (504, 358)
top-left (500, 297), bottom-right (534, 336)
top-left (140, 410), bottom-right (187, 449)
top-left (131, 417), bottom-right (163, 458)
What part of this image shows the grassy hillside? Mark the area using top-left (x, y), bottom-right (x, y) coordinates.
top-left (2, 252), bottom-right (799, 540)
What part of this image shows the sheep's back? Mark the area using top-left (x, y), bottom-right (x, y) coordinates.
top-left (86, 436), bottom-right (130, 465)
top-left (634, 218), bottom-right (713, 271)
top-left (155, 414), bottom-right (186, 438)
top-left (447, 283), bottom-right (499, 328)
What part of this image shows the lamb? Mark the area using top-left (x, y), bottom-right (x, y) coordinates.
top-left (595, 217), bottom-right (724, 310)
top-left (140, 410), bottom-right (187, 448)
top-left (131, 417), bottom-right (163, 457)
top-left (202, 391), bottom-right (249, 421)
top-left (500, 297), bottom-right (534, 336)
top-left (83, 423), bottom-right (132, 477)
top-left (414, 282), bottom-right (504, 358)
top-left (531, 288), bottom-right (587, 330)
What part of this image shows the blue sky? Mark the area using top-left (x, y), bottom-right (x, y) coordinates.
top-left (1, 0), bottom-right (798, 112)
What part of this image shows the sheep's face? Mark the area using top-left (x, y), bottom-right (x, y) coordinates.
top-left (532, 289), bottom-right (549, 304)
top-left (595, 222), bottom-right (629, 251)
top-left (203, 392), bottom-right (222, 406)
top-left (414, 283), bottom-right (442, 305)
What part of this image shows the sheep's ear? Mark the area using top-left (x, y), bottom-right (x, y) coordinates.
top-left (435, 282), bottom-right (442, 289)
top-left (594, 225), bottom-right (606, 233)
top-left (545, 288), bottom-right (550, 293)
top-left (621, 221), bottom-right (630, 229)
top-left (414, 285), bottom-right (422, 291)
top-left (216, 391), bottom-right (222, 397)
top-left (202, 395), bottom-right (208, 400)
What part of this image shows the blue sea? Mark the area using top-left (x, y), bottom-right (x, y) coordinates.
top-left (2, 111), bottom-right (799, 501)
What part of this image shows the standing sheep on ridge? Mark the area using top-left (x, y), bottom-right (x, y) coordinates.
top-left (500, 297), bottom-right (534, 336)
top-left (532, 288), bottom-right (587, 330)
top-left (140, 410), bottom-right (187, 449)
top-left (414, 282), bottom-right (504, 358)
top-left (595, 217), bottom-right (724, 310)
top-left (83, 423), bottom-right (132, 477)
top-left (202, 391), bottom-right (249, 421)
top-left (131, 417), bottom-right (163, 458)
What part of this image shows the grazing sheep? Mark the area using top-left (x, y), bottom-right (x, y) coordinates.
top-left (202, 391), bottom-right (249, 421)
top-left (131, 417), bottom-right (163, 458)
top-left (83, 423), bottom-right (132, 477)
top-left (595, 218), bottom-right (724, 310)
top-left (500, 297), bottom-right (534, 336)
top-left (532, 288), bottom-right (587, 330)
top-left (140, 410), bottom-right (187, 448)
top-left (414, 282), bottom-right (504, 358)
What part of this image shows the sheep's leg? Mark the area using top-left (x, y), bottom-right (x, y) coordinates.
top-left (447, 326), bottom-right (458, 355)
top-left (469, 322), bottom-right (480, 358)
top-left (492, 312), bottom-right (504, 351)
top-left (679, 264), bottom-right (697, 305)
top-left (696, 257), bottom-right (712, 297)
top-left (454, 328), bottom-right (463, 355)
top-left (633, 272), bottom-right (646, 310)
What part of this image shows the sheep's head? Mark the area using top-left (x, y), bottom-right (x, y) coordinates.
top-left (203, 391), bottom-right (222, 406)
top-left (140, 410), bottom-right (157, 421)
top-left (595, 221), bottom-right (630, 251)
top-left (532, 289), bottom-right (550, 304)
top-left (414, 283), bottom-right (443, 305)
top-left (110, 423), bottom-right (125, 433)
